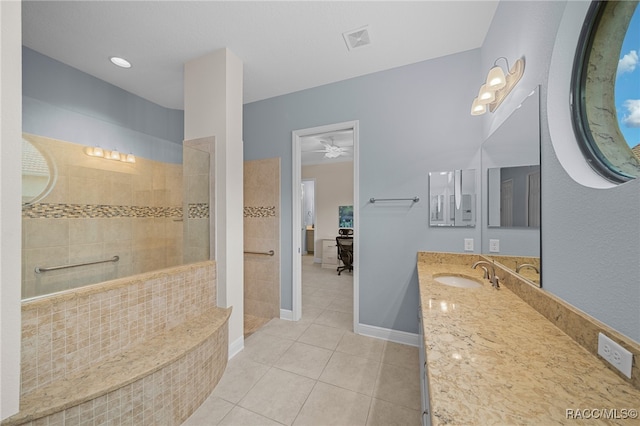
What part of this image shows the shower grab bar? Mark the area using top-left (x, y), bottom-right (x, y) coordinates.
top-left (35, 255), bottom-right (120, 274)
top-left (243, 250), bottom-right (275, 256)
top-left (369, 197), bottom-right (419, 203)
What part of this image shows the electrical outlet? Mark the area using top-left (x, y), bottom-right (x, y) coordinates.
top-left (489, 239), bottom-right (500, 253)
top-left (464, 238), bottom-right (474, 252)
top-left (598, 332), bottom-right (633, 378)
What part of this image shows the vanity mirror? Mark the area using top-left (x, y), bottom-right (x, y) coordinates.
top-left (481, 86), bottom-right (541, 286)
top-left (428, 169), bottom-right (476, 227)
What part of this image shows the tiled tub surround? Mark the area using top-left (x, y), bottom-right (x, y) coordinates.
top-left (3, 261), bottom-right (230, 426)
top-left (417, 252), bottom-right (640, 424)
top-left (22, 133), bottom-right (184, 299)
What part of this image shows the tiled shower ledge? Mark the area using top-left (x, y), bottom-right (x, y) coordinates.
top-left (2, 307), bottom-right (231, 426)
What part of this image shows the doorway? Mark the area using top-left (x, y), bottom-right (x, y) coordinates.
top-left (301, 179), bottom-right (316, 256)
top-left (292, 121), bottom-right (359, 331)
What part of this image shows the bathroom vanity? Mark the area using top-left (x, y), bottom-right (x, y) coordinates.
top-left (417, 252), bottom-right (640, 425)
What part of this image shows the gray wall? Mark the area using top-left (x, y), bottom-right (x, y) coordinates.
top-left (482, 0), bottom-right (639, 342)
top-left (23, 47), bottom-right (183, 163)
top-left (244, 51), bottom-right (483, 333)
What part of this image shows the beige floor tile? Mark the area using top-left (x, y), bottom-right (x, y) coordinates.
top-left (336, 332), bottom-right (385, 361)
top-left (302, 293), bottom-right (334, 309)
top-left (260, 317), bottom-right (311, 340)
top-left (182, 396), bottom-right (233, 425)
top-left (319, 351), bottom-right (380, 396)
top-left (373, 363), bottom-right (421, 411)
top-left (210, 356), bottom-right (270, 404)
top-left (326, 297), bottom-right (353, 314)
top-left (311, 288), bottom-right (344, 300)
top-left (293, 382), bottom-right (371, 426)
top-left (242, 330), bottom-right (294, 366)
top-left (218, 405), bottom-right (283, 426)
top-left (298, 324), bottom-right (346, 350)
top-left (366, 398), bottom-right (422, 426)
top-left (380, 341), bottom-right (419, 369)
top-left (274, 342), bottom-right (333, 379)
top-left (300, 306), bottom-right (324, 323)
top-left (313, 309), bottom-right (352, 331)
top-left (239, 368), bottom-right (315, 425)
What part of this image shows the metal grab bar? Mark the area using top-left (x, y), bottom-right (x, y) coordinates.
top-left (35, 255), bottom-right (120, 274)
top-left (369, 197), bottom-right (419, 203)
top-left (243, 250), bottom-right (275, 256)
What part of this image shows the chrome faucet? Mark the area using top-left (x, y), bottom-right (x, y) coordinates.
top-left (472, 260), bottom-right (500, 289)
top-left (516, 263), bottom-right (539, 274)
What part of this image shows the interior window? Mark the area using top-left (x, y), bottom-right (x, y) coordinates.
top-left (572, 0), bottom-right (640, 182)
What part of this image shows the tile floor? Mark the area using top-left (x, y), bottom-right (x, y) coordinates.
top-left (183, 256), bottom-right (422, 425)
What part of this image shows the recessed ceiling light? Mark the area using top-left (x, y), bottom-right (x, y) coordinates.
top-left (109, 56), bottom-right (131, 69)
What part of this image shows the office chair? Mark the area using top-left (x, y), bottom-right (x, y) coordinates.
top-left (336, 236), bottom-right (353, 275)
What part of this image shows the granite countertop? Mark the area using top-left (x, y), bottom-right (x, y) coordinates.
top-left (417, 256), bottom-right (640, 425)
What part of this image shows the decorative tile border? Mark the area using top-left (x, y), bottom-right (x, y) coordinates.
top-left (244, 206), bottom-right (276, 218)
top-left (188, 203), bottom-right (210, 219)
top-left (22, 203), bottom-right (210, 219)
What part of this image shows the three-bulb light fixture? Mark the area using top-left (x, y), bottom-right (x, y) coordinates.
top-left (84, 146), bottom-right (136, 163)
top-left (471, 57), bottom-right (525, 116)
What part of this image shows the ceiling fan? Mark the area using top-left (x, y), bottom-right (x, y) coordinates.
top-left (312, 137), bottom-right (349, 159)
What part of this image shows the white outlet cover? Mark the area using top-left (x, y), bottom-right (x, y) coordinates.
top-left (464, 239), bottom-right (474, 252)
top-left (598, 332), bottom-right (633, 378)
top-left (489, 239), bottom-right (500, 253)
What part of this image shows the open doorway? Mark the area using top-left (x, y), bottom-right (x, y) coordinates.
top-left (292, 121), bottom-right (359, 331)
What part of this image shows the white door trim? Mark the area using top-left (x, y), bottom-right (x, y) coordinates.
top-left (291, 121), bottom-right (359, 330)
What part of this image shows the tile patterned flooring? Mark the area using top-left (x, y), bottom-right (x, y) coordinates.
top-left (183, 256), bottom-right (421, 425)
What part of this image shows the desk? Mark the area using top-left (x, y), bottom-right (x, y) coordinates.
top-left (321, 239), bottom-right (338, 268)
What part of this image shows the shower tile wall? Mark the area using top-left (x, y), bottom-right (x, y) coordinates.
top-left (183, 137), bottom-right (214, 264)
top-left (22, 134), bottom-right (183, 299)
top-left (244, 158), bottom-right (281, 320)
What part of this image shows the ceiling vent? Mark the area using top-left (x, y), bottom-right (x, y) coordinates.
top-left (343, 26), bottom-right (371, 51)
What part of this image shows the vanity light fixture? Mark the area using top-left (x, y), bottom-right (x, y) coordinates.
top-left (109, 56), bottom-right (132, 69)
top-left (85, 146), bottom-right (105, 158)
top-left (84, 146), bottom-right (135, 163)
top-left (108, 149), bottom-right (121, 161)
top-left (470, 57), bottom-right (525, 115)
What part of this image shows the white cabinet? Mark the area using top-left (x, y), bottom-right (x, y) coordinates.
top-left (321, 239), bottom-right (338, 268)
top-left (418, 307), bottom-right (432, 426)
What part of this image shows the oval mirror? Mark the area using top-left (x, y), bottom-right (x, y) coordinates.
top-left (22, 138), bottom-right (56, 205)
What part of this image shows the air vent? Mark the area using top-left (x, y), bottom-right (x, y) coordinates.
top-left (342, 26), bottom-right (371, 51)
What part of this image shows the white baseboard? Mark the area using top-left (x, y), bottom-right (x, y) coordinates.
top-left (314, 257), bottom-right (322, 264)
top-left (357, 323), bottom-right (420, 347)
top-left (280, 309), bottom-right (294, 321)
top-left (228, 335), bottom-right (244, 360)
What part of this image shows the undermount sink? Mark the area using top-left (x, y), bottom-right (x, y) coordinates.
top-left (434, 275), bottom-right (482, 289)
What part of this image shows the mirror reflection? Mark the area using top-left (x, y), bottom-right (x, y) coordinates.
top-left (488, 165), bottom-right (540, 228)
top-left (429, 169), bottom-right (476, 227)
top-left (481, 86), bottom-right (540, 286)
